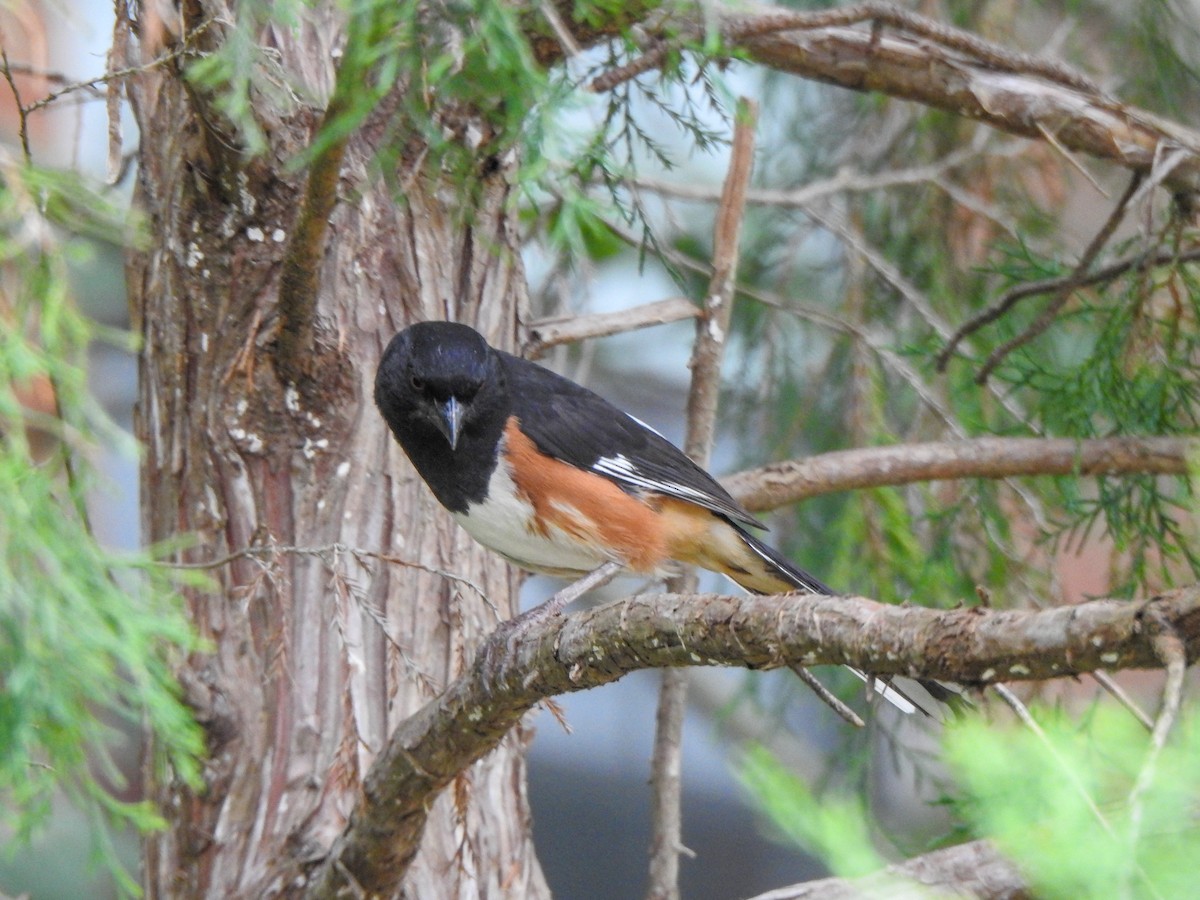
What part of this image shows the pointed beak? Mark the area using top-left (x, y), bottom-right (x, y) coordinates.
top-left (435, 396), bottom-right (463, 450)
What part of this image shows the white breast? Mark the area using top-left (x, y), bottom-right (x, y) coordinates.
top-left (452, 459), bottom-right (613, 576)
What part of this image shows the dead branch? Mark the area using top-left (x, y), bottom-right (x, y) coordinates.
top-left (523, 297), bottom-right (699, 358)
top-left (729, 11), bottom-right (1200, 198)
top-left (303, 584), bottom-right (1200, 897)
top-left (723, 435), bottom-right (1196, 514)
top-left (648, 97), bottom-right (759, 900)
top-left (543, 2), bottom-right (1200, 195)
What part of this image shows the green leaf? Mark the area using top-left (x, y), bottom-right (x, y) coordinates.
top-left (946, 707), bottom-right (1200, 899)
top-left (737, 744), bottom-right (885, 878)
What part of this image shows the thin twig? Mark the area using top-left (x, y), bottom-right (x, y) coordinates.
top-left (588, 41), bottom-right (669, 93)
top-left (789, 665), bottom-right (865, 728)
top-left (0, 49), bottom-right (32, 161)
top-left (523, 297), bottom-right (699, 358)
top-left (991, 684), bottom-right (1117, 839)
top-left (972, 171), bottom-right (1145, 383)
top-left (158, 540), bottom-right (495, 610)
top-left (539, 560), bottom-right (624, 616)
top-left (1124, 613), bottom-right (1188, 895)
top-left (936, 247), bottom-right (1200, 371)
top-left (23, 19), bottom-right (218, 115)
top-left (594, 211), bottom-right (969, 432)
top-left (647, 97), bottom-right (758, 900)
top-left (1091, 670), bottom-right (1154, 732)
top-left (628, 146), bottom-right (977, 210)
top-left (646, 667), bottom-right (692, 900)
top-left (1035, 121), bottom-right (1109, 197)
top-left (992, 683), bottom-right (1165, 900)
top-left (538, 1), bottom-right (582, 58)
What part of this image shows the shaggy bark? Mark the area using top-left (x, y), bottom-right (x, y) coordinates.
top-left (124, 6), bottom-right (542, 898)
top-left (116, 1), bottom-right (1200, 897)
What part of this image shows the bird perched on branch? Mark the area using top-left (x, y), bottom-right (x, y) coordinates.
top-left (375, 320), bottom-right (948, 715)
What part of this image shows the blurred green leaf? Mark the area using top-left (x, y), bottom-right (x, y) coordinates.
top-left (737, 744), bottom-right (885, 878)
top-left (0, 162), bottom-right (204, 894)
top-left (946, 707), bottom-right (1200, 899)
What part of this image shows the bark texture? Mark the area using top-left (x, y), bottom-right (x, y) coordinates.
top-left (309, 585), bottom-right (1200, 893)
top-left (115, 1), bottom-right (1200, 897)
top-left (125, 8), bottom-right (544, 898)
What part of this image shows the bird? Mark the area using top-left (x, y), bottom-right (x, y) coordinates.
top-left (375, 320), bottom-right (948, 715)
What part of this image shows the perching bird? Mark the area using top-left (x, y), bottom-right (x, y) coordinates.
top-left (375, 320), bottom-right (944, 714)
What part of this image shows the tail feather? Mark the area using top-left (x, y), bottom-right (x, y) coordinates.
top-left (733, 527), bottom-right (962, 719)
top-left (737, 530), bottom-right (835, 595)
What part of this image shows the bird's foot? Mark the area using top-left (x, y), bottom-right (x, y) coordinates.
top-left (473, 561), bottom-right (624, 693)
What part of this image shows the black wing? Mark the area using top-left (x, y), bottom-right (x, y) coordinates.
top-left (500, 351), bottom-right (764, 529)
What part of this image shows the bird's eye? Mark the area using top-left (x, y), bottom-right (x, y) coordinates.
top-left (410, 375), bottom-right (425, 391)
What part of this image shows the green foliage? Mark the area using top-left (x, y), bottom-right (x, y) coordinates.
top-left (825, 486), bottom-right (983, 605)
top-left (978, 235), bottom-right (1200, 591)
top-left (737, 744), bottom-right (886, 878)
top-left (186, 0), bottom-right (555, 178)
top-left (946, 707), bottom-right (1200, 898)
top-left (741, 705), bottom-right (1200, 898)
top-left (1077, 1), bottom-right (1200, 116)
top-left (563, 48), bottom-right (731, 266)
top-left (0, 164), bottom-right (204, 891)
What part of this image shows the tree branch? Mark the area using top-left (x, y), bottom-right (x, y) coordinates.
top-left (523, 297), bottom-right (699, 358)
top-left (647, 96), bottom-right (758, 900)
top-left (936, 245), bottom-right (1200, 372)
top-left (728, 9), bottom-right (1200, 198)
top-left (561, 2), bottom-right (1200, 198)
top-left (746, 838), bottom-right (1029, 900)
top-left (722, 435), bottom-right (1197, 514)
top-left (970, 171), bottom-right (1145, 383)
top-left (304, 585), bottom-right (1200, 897)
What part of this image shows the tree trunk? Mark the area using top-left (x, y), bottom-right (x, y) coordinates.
top-left (124, 10), bottom-right (546, 898)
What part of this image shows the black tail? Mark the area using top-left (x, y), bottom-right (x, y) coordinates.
top-left (736, 528), bottom-right (964, 718)
top-left (738, 530), bottom-right (835, 595)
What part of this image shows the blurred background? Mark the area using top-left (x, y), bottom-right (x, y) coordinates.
top-left (3, 0), bottom-right (1198, 896)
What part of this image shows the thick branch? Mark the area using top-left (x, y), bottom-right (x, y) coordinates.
top-left (273, 130), bottom-right (345, 382)
top-left (547, 2), bottom-right (1200, 199)
top-left (304, 585), bottom-right (1200, 897)
top-left (728, 12), bottom-right (1200, 197)
top-left (272, 3), bottom-right (378, 382)
top-left (723, 436), bottom-right (1197, 513)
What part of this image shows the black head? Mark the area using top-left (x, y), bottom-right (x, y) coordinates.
top-left (375, 321), bottom-right (505, 453)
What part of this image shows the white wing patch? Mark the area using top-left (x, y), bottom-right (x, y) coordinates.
top-left (626, 413), bottom-right (667, 440)
top-left (591, 453), bottom-right (712, 503)
top-left (845, 669), bottom-right (918, 716)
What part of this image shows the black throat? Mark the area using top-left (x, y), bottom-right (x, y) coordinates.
top-left (395, 407), bottom-right (509, 513)
top-left (380, 365), bottom-right (512, 515)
